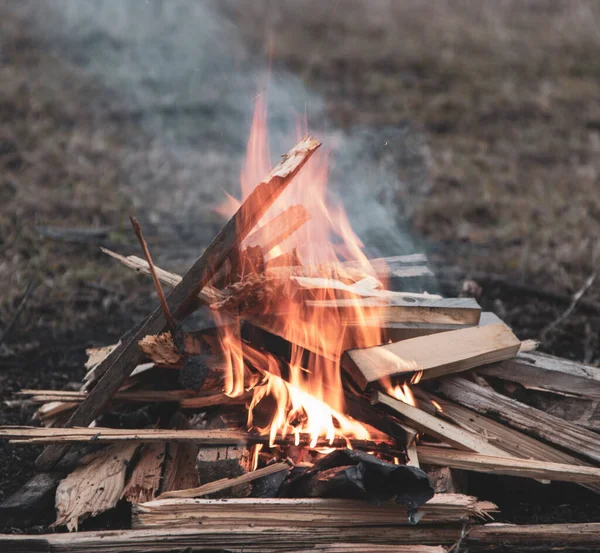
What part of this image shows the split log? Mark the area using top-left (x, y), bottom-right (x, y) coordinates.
top-left (54, 443), bottom-right (139, 531)
top-left (479, 350), bottom-right (600, 400)
top-left (344, 324), bottom-right (521, 390)
top-left (0, 426), bottom-right (395, 453)
top-left (425, 467), bottom-right (467, 494)
top-left (467, 522), bottom-right (600, 548)
top-left (36, 135), bottom-right (321, 471)
top-left (122, 443), bottom-right (165, 504)
top-left (438, 377), bottom-right (600, 464)
top-left (159, 462), bottom-right (290, 499)
top-left (306, 297), bottom-right (481, 326)
top-left (528, 393), bottom-right (600, 432)
top-left (0, 526), bottom-right (467, 552)
top-left (196, 444), bottom-right (252, 498)
top-left (372, 392), bottom-right (509, 456)
top-left (160, 413), bottom-right (200, 495)
top-left (132, 495), bottom-right (497, 529)
top-left (244, 205), bottom-right (310, 253)
top-left (417, 446), bottom-right (600, 483)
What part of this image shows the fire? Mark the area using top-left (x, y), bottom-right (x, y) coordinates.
top-left (213, 96), bottom-right (391, 449)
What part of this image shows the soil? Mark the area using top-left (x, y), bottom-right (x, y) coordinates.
top-left (1, 0), bottom-right (599, 536)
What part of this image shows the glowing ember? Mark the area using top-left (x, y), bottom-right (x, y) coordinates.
top-left (431, 400), bottom-right (443, 412)
top-left (212, 96), bottom-right (389, 448)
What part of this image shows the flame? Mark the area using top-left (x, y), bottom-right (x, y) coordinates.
top-left (389, 383), bottom-right (417, 407)
top-left (212, 96), bottom-right (403, 448)
top-left (431, 400), bottom-right (443, 413)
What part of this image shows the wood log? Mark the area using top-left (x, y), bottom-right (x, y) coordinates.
top-left (0, 526), bottom-right (467, 552)
top-left (36, 135), bottom-right (321, 471)
top-left (414, 389), bottom-right (600, 493)
top-left (527, 393), bottom-right (600, 432)
top-left (122, 443), bottom-right (165, 504)
top-left (159, 462), bottom-right (290, 499)
top-left (244, 205), bottom-right (310, 253)
top-left (417, 446), bottom-right (600, 483)
top-left (425, 467), bottom-right (467, 494)
top-left (195, 444), bottom-right (252, 498)
top-left (479, 350), bottom-right (600, 400)
top-left (372, 392), bottom-right (509, 456)
top-left (132, 495), bottom-right (497, 529)
top-left (0, 426), bottom-right (395, 453)
top-left (54, 443), bottom-right (139, 531)
top-left (438, 377), bottom-right (600, 464)
top-left (344, 324), bottom-right (521, 390)
top-left (467, 522), bottom-right (600, 548)
top-left (306, 297), bottom-right (481, 326)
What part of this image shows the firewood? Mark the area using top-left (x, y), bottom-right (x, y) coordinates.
top-left (344, 324), bottom-right (521, 391)
top-left (439, 377), bottom-right (600, 464)
top-left (195, 444), bottom-right (253, 498)
top-left (417, 446), bottom-right (600, 483)
top-left (306, 297), bottom-right (481, 326)
top-left (467, 522), bottom-right (600, 548)
top-left (122, 443), bottom-right (165, 504)
top-left (36, 135), bottom-right (321, 472)
top-left (372, 392), bottom-right (509, 456)
top-left (0, 426), bottom-right (396, 453)
top-left (528, 393), bottom-right (600, 432)
top-left (479, 350), bottom-right (600, 400)
top-left (414, 389), bottom-right (600, 493)
top-left (425, 467), bottom-right (467, 494)
top-left (159, 461), bottom-right (290, 499)
top-left (132, 495), bottom-right (497, 529)
top-left (244, 205), bottom-right (311, 253)
top-left (0, 526), bottom-right (468, 552)
top-left (54, 443), bottom-right (139, 531)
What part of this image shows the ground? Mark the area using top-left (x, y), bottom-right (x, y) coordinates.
top-left (1, 0), bottom-right (599, 529)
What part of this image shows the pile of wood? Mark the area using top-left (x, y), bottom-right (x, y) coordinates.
top-left (1, 135), bottom-right (600, 552)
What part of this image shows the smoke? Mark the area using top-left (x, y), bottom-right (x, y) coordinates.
top-left (13, 0), bottom-right (432, 260)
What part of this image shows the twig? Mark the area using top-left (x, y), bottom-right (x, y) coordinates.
top-left (129, 217), bottom-right (177, 331)
top-left (0, 280), bottom-right (36, 345)
top-left (540, 271), bottom-right (598, 342)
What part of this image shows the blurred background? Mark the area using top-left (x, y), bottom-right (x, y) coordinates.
top-left (1, 0), bottom-right (600, 500)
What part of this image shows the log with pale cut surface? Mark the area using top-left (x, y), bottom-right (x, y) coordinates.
top-left (417, 446), bottom-right (600, 483)
top-left (439, 377), bottom-right (600, 464)
top-left (372, 391), bottom-right (509, 456)
top-left (36, 135), bottom-right (321, 471)
top-left (343, 323), bottom-right (521, 390)
top-left (306, 296), bottom-right (481, 325)
top-left (131, 495), bottom-right (497, 529)
top-left (479, 350), bottom-right (600, 400)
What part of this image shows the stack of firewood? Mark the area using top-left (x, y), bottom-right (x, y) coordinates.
top-left (1, 136), bottom-right (600, 552)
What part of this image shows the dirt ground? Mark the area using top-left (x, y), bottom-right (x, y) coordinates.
top-left (1, 0), bottom-right (599, 530)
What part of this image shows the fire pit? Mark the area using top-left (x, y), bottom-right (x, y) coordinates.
top-left (1, 103), bottom-right (600, 552)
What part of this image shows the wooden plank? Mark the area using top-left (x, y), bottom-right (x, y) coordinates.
top-left (439, 377), bottom-right (600, 464)
top-left (0, 426), bottom-right (393, 452)
top-left (132, 495), bottom-right (497, 529)
top-left (479, 351), bottom-right (600, 400)
top-left (417, 446), bottom-right (600, 483)
top-left (468, 522), bottom-right (600, 548)
top-left (0, 526), bottom-right (466, 552)
top-left (36, 135), bottom-right (321, 471)
top-left (372, 392), bottom-right (509, 456)
top-left (306, 297), bottom-right (481, 326)
top-left (244, 205), bottom-right (310, 252)
top-left (527, 393), bottom-right (600, 432)
top-left (343, 324), bottom-right (521, 390)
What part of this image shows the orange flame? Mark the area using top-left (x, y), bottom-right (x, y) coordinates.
top-left (212, 97), bottom-right (397, 448)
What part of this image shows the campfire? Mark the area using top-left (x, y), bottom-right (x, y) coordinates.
top-left (1, 102), bottom-right (600, 552)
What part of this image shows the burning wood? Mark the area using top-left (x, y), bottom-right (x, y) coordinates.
top-left (2, 122), bottom-right (599, 553)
